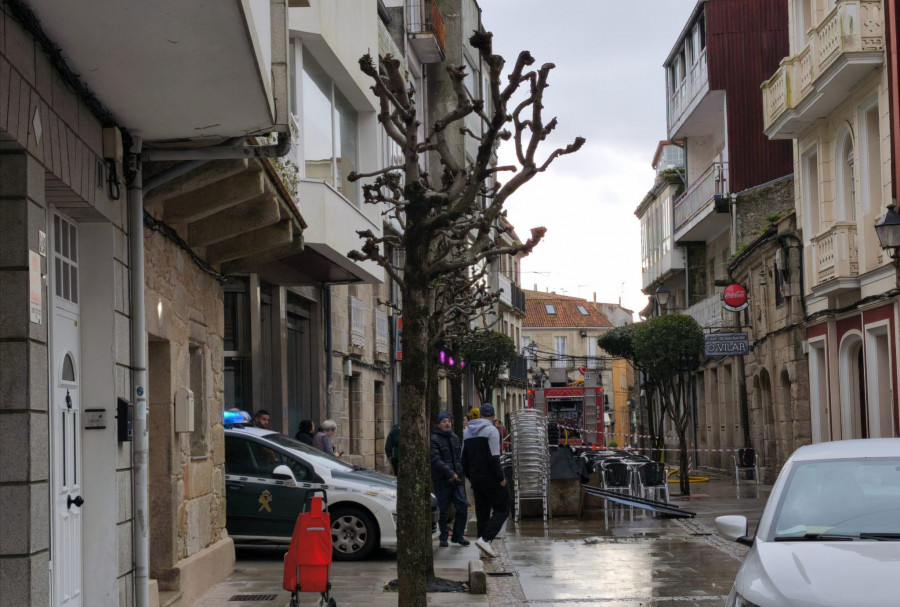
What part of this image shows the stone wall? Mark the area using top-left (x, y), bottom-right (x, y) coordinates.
top-left (730, 209), bottom-right (811, 480)
top-left (735, 176), bottom-right (795, 250)
top-left (144, 220), bottom-right (229, 598)
top-left (329, 283), bottom-right (394, 469)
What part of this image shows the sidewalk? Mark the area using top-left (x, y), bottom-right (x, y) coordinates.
top-left (194, 474), bottom-right (770, 606)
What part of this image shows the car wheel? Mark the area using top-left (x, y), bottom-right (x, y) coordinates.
top-left (330, 505), bottom-right (378, 561)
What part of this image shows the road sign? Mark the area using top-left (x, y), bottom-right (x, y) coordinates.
top-left (704, 332), bottom-right (749, 356)
top-left (723, 283), bottom-right (748, 311)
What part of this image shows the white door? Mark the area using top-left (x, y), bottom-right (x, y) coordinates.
top-left (50, 213), bottom-right (83, 607)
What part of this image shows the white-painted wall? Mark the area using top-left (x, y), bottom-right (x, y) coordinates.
top-left (79, 222), bottom-right (130, 605)
top-left (290, 0), bottom-right (385, 271)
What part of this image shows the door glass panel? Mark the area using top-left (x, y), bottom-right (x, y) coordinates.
top-left (69, 223), bottom-right (77, 262)
top-left (63, 354), bottom-right (76, 382)
top-left (62, 412), bottom-right (67, 486)
top-left (73, 410), bottom-right (78, 485)
top-left (61, 220), bottom-right (69, 258)
top-left (55, 258), bottom-right (62, 297)
top-left (70, 267), bottom-right (78, 304)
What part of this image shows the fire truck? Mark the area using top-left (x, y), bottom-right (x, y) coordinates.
top-left (525, 369), bottom-right (605, 446)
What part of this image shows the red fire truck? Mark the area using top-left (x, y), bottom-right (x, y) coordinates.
top-left (525, 371), bottom-right (605, 446)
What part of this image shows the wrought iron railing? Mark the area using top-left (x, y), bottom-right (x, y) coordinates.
top-left (405, 1), bottom-right (445, 52)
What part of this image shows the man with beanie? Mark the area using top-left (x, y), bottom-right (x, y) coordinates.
top-left (430, 412), bottom-right (470, 547)
top-left (461, 403), bottom-right (508, 558)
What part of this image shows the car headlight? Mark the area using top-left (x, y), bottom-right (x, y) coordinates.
top-left (364, 489), bottom-right (397, 503)
top-left (726, 588), bottom-right (761, 607)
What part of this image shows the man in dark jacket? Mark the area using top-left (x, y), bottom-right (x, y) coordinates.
top-left (385, 423), bottom-right (400, 475)
top-left (430, 412), bottom-right (470, 547)
top-left (461, 403), bottom-right (508, 558)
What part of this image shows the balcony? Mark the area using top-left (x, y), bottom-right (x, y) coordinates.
top-left (406, 0), bottom-right (445, 63)
top-left (811, 222), bottom-right (859, 293)
top-left (492, 273), bottom-right (526, 314)
top-left (685, 293), bottom-right (728, 330)
top-left (510, 356), bottom-right (528, 381)
top-left (668, 49), bottom-right (709, 135)
top-left (673, 162), bottom-right (730, 242)
top-left (762, 0), bottom-right (884, 139)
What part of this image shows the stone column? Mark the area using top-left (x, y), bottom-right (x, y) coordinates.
top-left (0, 148), bottom-right (51, 606)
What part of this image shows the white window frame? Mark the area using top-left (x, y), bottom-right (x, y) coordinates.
top-left (350, 296), bottom-right (366, 348)
top-left (296, 44), bottom-right (360, 204)
top-left (553, 336), bottom-right (567, 368)
top-left (375, 309), bottom-right (389, 355)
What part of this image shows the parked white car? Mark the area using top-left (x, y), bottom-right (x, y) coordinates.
top-left (716, 438), bottom-right (900, 607)
top-left (224, 424), bottom-right (436, 561)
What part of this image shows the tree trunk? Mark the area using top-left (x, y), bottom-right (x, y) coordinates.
top-left (427, 352), bottom-right (440, 431)
top-left (677, 377), bottom-right (691, 496)
top-left (397, 280), bottom-right (435, 606)
top-left (450, 373), bottom-right (464, 437)
top-left (677, 425), bottom-right (691, 496)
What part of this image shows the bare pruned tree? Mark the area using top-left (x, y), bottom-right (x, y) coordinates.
top-left (348, 31), bottom-right (583, 606)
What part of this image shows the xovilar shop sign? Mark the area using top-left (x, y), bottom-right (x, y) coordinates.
top-left (705, 332), bottom-right (749, 356)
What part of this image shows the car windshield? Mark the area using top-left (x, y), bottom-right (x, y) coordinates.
top-left (770, 457), bottom-right (900, 541)
top-left (264, 433), bottom-right (357, 472)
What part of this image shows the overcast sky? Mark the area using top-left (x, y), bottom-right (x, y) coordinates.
top-left (477, 0), bottom-right (698, 317)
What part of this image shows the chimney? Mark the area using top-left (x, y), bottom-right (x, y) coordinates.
top-left (593, 292), bottom-right (596, 303)
top-left (534, 283), bottom-right (537, 291)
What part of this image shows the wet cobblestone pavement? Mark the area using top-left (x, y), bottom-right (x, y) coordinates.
top-left (194, 474), bottom-right (770, 606)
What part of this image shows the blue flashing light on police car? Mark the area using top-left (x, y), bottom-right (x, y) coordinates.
top-left (223, 409), bottom-right (250, 428)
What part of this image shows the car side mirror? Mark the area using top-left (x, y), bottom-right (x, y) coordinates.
top-left (715, 515), bottom-right (754, 547)
top-left (273, 464), bottom-right (297, 486)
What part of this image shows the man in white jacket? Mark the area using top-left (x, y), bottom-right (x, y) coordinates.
top-left (461, 403), bottom-right (509, 558)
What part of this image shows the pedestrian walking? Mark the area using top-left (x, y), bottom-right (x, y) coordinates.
top-left (461, 403), bottom-right (509, 558)
top-left (385, 423), bottom-right (400, 475)
top-left (313, 420), bottom-right (341, 457)
top-left (430, 412), bottom-right (470, 547)
top-left (295, 419), bottom-right (315, 446)
top-left (494, 418), bottom-right (510, 451)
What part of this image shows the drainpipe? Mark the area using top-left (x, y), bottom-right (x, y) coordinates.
top-left (128, 136), bottom-right (151, 607)
top-left (131, 130), bottom-right (292, 607)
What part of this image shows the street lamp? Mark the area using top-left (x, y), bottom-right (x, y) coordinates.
top-left (874, 203), bottom-right (900, 264)
top-left (654, 284), bottom-right (671, 315)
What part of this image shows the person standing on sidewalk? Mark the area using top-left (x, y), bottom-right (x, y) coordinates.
top-left (385, 422), bottom-right (400, 475)
top-left (462, 403), bottom-right (508, 558)
top-left (430, 412), bottom-right (471, 547)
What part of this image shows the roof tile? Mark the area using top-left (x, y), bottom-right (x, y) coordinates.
top-left (523, 290), bottom-right (613, 328)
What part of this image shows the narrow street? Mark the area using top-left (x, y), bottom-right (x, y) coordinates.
top-left (197, 475), bottom-right (769, 606)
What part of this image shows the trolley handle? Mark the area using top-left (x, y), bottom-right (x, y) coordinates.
top-left (301, 488), bottom-right (329, 514)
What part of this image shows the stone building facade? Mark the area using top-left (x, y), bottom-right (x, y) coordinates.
top-left (142, 219), bottom-right (232, 604)
top-left (722, 208), bottom-right (811, 481)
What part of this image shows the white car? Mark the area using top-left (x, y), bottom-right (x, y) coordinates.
top-left (715, 438), bottom-right (900, 607)
top-left (224, 424), bottom-right (436, 560)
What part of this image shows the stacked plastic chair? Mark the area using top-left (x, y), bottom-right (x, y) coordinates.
top-left (509, 409), bottom-right (550, 523)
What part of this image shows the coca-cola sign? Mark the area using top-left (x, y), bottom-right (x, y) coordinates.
top-left (722, 283), bottom-right (748, 312)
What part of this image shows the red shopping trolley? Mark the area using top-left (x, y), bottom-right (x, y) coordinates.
top-left (283, 490), bottom-right (335, 607)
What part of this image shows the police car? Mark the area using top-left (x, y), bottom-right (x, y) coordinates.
top-left (223, 413), bottom-right (435, 561)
